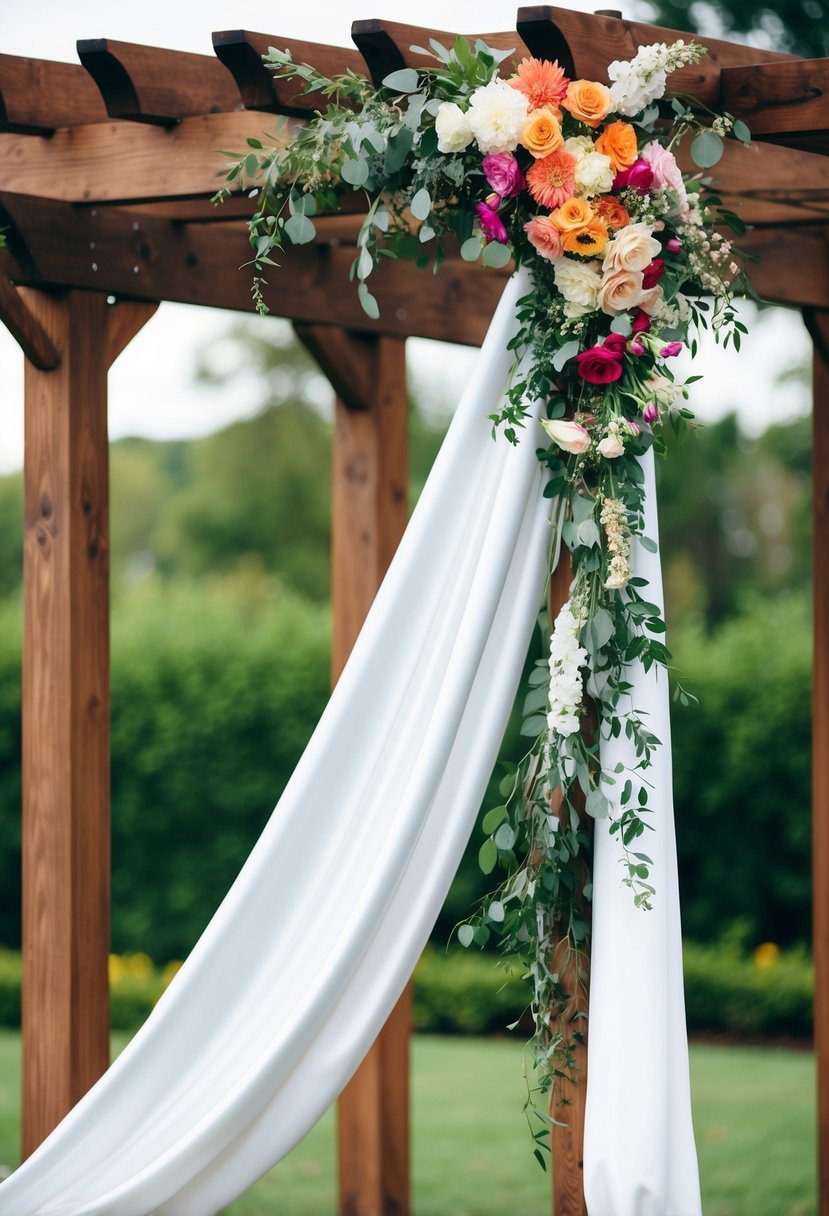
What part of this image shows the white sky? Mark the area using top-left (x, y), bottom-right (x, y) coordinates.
top-left (0, 0), bottom-right (812, 472)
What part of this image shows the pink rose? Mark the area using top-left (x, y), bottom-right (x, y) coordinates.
top-left (602, 333), bottom-right (628, 357)
top-left (575, 344), bottom-right (624, 385)
top-left (641, 141), bottom-right (689, 215)
top-left (540, 418), bottom-right (592, 454)
top-left (524, 215), bottom-right (563, 262)
top-left (613, 159), bottom-right (653, 195)
top-left (475, 200), bottom-right (508, 244)
top-left (660, 341), bottom-right (683, 358)
top-left (642, 403), bottom-right (659, 424)
top-left (667, 237), bottom-right (682, 254)
top-left (631, 309), bottom-right (651, 335)
top-left (483, 152), bottom-right (525, 199)
top-left (642, 258), bottom-right (665, 289)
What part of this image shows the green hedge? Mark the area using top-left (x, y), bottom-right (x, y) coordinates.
top-left (0, 943), bottom-right (811, 1039)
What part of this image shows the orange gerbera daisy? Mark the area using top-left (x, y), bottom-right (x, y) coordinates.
top-left (561, 219), bottom-right (609, 256)
top-left (508, 56), bottom-right (569, 116)
top-left (592, 195), bottom-right (631, 230)
top-left (526, 151), bottom-right (577, 209)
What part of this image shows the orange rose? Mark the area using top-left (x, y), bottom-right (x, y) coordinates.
top-left (562, 79), bottom-right (613, 128)
top-left (550, 197), bottom-right (594, 233)
top-left (520, 107), bottom-right (564, 158)
top-left (592, 195), bottom-right (631, 230)
top-left (561, 219), bottom-right (609, 257)
top-left (595, 120), bottom-right (638, 173)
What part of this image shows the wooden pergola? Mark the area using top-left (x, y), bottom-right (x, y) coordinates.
top-left (1, 6), bottom-right (828, 1213)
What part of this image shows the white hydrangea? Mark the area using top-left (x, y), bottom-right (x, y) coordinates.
top-left (608, 39), bottom-right (705, 116)
top-left (466, 78), bottom-right (529, 154)
top-left (547, 600), bottom-right (588, 738)
top-left (554, 257), bottom-right (603, 313)
top-left (434, 101), bottom-right (474, 153)
top-left (562, 136), bottom-right (613, 197)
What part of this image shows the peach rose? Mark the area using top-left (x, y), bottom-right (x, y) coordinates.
top-left (520, 107), bottom-right (564, 157)
top-left (540, 418), bottom-right (592, 454)
top-left (524, 215), bottom-right (564, 261)
top-left (594, 120), bottom-right (639, 173)
top-left (598, 267), bottom-right (645, 315)
top-left (602, 222), bottom-right (662, 273)
top-left (637, 285), bottom-right (664, 315)
top-left (550, 197), bottom-right (594, 232)
top-left (562, 79), bottom-right (613, 128)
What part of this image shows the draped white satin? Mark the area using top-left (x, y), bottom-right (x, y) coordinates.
top-left (0, 272), bottom-right (700, 1216)
top-left (584, 450), bottom-right (702, 1216)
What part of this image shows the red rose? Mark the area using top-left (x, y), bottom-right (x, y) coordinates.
top-left (575, 344), bottom-right (624, 384)
top-left (602, 333), bottom-right (628, 357)
top-left (631, 309), bottom-right (651, 335)
top-left (642, 258), bottom-right (665, 289)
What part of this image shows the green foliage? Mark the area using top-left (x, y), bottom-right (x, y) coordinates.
top-left (644, 0), bottom-right (829, 59)
top-left (683, 939), bottom-right (812, 1038)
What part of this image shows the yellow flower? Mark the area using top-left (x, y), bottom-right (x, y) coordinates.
top-left (753, 942), bottom-right (781, 969)
top-left (561, 218), bottom-right (609, 257)
top-left (108, 954), bottom-right (127, 984)
top-left (126, 952), bottom-right (153, 979)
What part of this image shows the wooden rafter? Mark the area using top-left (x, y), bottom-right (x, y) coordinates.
top-left (722, 58), bottom-right (829, 156)
top-left (0, 53), bottom-right (107, 133)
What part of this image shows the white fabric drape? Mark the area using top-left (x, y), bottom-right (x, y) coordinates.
top-left (1, 272), bottom-right (700, 1216)
top-left (584, 450), bottom-right (701, 1216)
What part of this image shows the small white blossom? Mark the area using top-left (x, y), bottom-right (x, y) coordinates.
top-left (547, 600), bottom-right (588, 738)
top-left (608, 39), bottom-right (705, 116)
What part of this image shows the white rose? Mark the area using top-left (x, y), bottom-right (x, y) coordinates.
top-left (603, 222), bottom-right (662, 273)
top-left (434, 101), bottom-right (474, 154)
top-left (540, 418), bottom-right (591, 454)
top-left (554, 257), bottom-right (602, 310)
top-left (598, 434), bottom-right (625, 458)
top-left (598, 267), bottom-right (645, 315)
top-left (466, 79), bottom-right (529, 155)
top-left (574, 151), bottom-right (614, 198)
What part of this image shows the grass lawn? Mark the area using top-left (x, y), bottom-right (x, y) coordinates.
top-left (0, 1031), bottom-right (815, 1214)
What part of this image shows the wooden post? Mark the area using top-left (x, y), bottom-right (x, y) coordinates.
top-left (21, 292), bottom-right (156, 1157)
top-left (548, 552), bottom-right (590, 1216)
top-left (806, 307), bottom-right (829, 1216)
top-left (296, 325), bottom-right (410, 1216)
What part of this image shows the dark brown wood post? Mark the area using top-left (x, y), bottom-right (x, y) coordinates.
top-left (547, 553), bottom-right (590, 1216)
top-left (20, 292), bottom-right (157, 1158)
top-left (806, 307), bottom-right (829, 1216)
top-left (294, 325), bottom-right (410, 1216)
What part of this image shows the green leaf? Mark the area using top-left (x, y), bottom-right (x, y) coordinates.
top-left (586, 787), bottom-right (609, 819)
top-left (690, 129), bottom-right (724, 169)
top-left (244, 153), bottom-right (259, 179)
top-left (341, 157), bottom-right (369, 187)
top-left (576, 519), bottom-right (601, 549)
top-left (246, 137), bottom-right (264, 149)
top-left (482, 804), bottom-right (508, 834)
top-left (382, 67), bottom-right (420, 92)
top-left (519, 713), bottom-right (548, 738)
top-left (478, 838), bottom-right (498, 875)
top-left (482, 241), bottom-right (512, 268)
top-left (385, 126), bottom-right (415, 173)
top-left (357, 281), bottom-right (380, 320)
top-left (494, 823), bottom-right (516, 851)
top-left (610, 313), bottom-right (632, 336)
top-left (460, 235), bottom-right (484, 262)
top-left (457, 924), bottom-right (475, 948)
top-left (732, 119), bottom-right (751, 145)
top-left (488, 900), bottom-right (505, 923)
top-left (357, 246), bottom-right (373, 280)
top-left (552, 339), bottom-right (581, 372)
top-left (283, 213), bottom-right (316, 245)
top-left (639, 535), bottom-right (658, 553)
top-left (589, 608), bottom-right (614, 650)
top-left (411, 187), bottom-right (432, 221)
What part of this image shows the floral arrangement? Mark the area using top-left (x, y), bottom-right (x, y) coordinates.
top-left (218, 32), bottom-right (752, 1159)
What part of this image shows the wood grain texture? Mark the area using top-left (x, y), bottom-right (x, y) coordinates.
top-left (325, 333), bottom-right (411, 1216)
top-left (547, 553), bottom-right (590, 1216)
top-left (105, 299), bottom-right (158, 366)
top-left (516, 6), bottom-right (791, 107)
top-left (77, 39), bottom-right (243, 124)
top-left (21, 289), bottom-right (111, 1156)
top-left (213, 30), bottom-right (365, 114)
top-left (806, 308), bottom-right (829, 1216)
top-left (0, 271), bottom-right (59, 369)
top-left (722, 58), bottom-right (829, 154)
top-left (0, 53), bottom-right (107, 133)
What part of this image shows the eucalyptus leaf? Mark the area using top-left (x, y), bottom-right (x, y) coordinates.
top-left (357, 245), bottom-right (373, 280)
top-left (283, 213), bottom-right (316, 245)
top-left (488, 900), bottom-right (505, 924)
top-left (481, 241), bottom-right (512, 268)
top-left (460, 235), bottom-right (484, 262)
top-left (589, 607), bottom-right (614, 649)
top-left (610, 313), bottom-right (632, 336)
top-left (732, 119), bottom-right (751, 145)
top-left (520, 713), bottom-right (548, 738)
top-left (482, 804), bottom-right (508, 834)
top-left (410, 187), bottom-right (432, 221)
top-left (382, 67), bottom-right (420, 92)
top-left (586, 788), bottom-right (610, 819)
top-left (571, 495), bottom-right (594, 526)
top-left (576, 519), bottom-right (601, 549)
top-left (552, 339), bottom-right (581, 372)
top-left (639, 535), bottom-right (659, 553)
top-left (385, 127), bottom-right (414, 173)
top-left (457, 924), bottom-right (475, 948)
top-left (690, 129), bottom-right (724, 169)
top-left (494, 823), bottom-right (516, 851)
top-left (341, 157), bottom-right (369, 187)
top-left (478, 838), bottom-right (498, 875)
top-left (357, 281), bottom-right (380, 320)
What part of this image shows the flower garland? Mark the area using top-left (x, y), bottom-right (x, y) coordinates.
top-left (218, 32), bottom-right (752, 1156)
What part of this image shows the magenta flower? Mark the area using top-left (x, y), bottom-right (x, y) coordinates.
top-left (602, 333), bottom-right (628, 357)
top-left (660, 341), bottom-right (683, 358)
top-left (631, 309), bottom-right (651, 335)
top-left (483, 152), bottom-right (525, 199)
top-left (642, 403), bottom-right (659, 424)
top-left (642, 258), bottom-right (665, 289)
top-left (629, 335), bottom-right (646, 356)
top-left (576, 344), bottom-right (624, 385)
top-left (475, 200), bottom-right (508, 244)
top-left (667, 237), bottom-right (682, 254)
top-left (613, 159), bottom-right (654, 195)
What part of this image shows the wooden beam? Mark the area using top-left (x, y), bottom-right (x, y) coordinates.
top-left (0, 111), bottom-right (292, 204)
top-left (106, 299), bottom-right (159, 365)
top-left (326, 332), bottom-right (410, 1216)
top-left (293, 324), bottom-right (375, 410)
top-left (213, 30), bottom-right (365, 114)
top-left (0, 193), bottom-right (508, 342)
top-left (806, 307), bottom-right (829, 1216)
top-left (722, 59), bottom-right (829, 157)
top-left (21, 288), bottom-right (111, 1156)
top-left (742, 226), bottom-right (829, 310)
top-left (0, 271), bottom-right (59, 369)
top-left (515, 6), bottom-right (792, 109)
top-left (77, 38), bottom-right (243, 125)
top-left (0, 53), bottom-right (108, 134)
